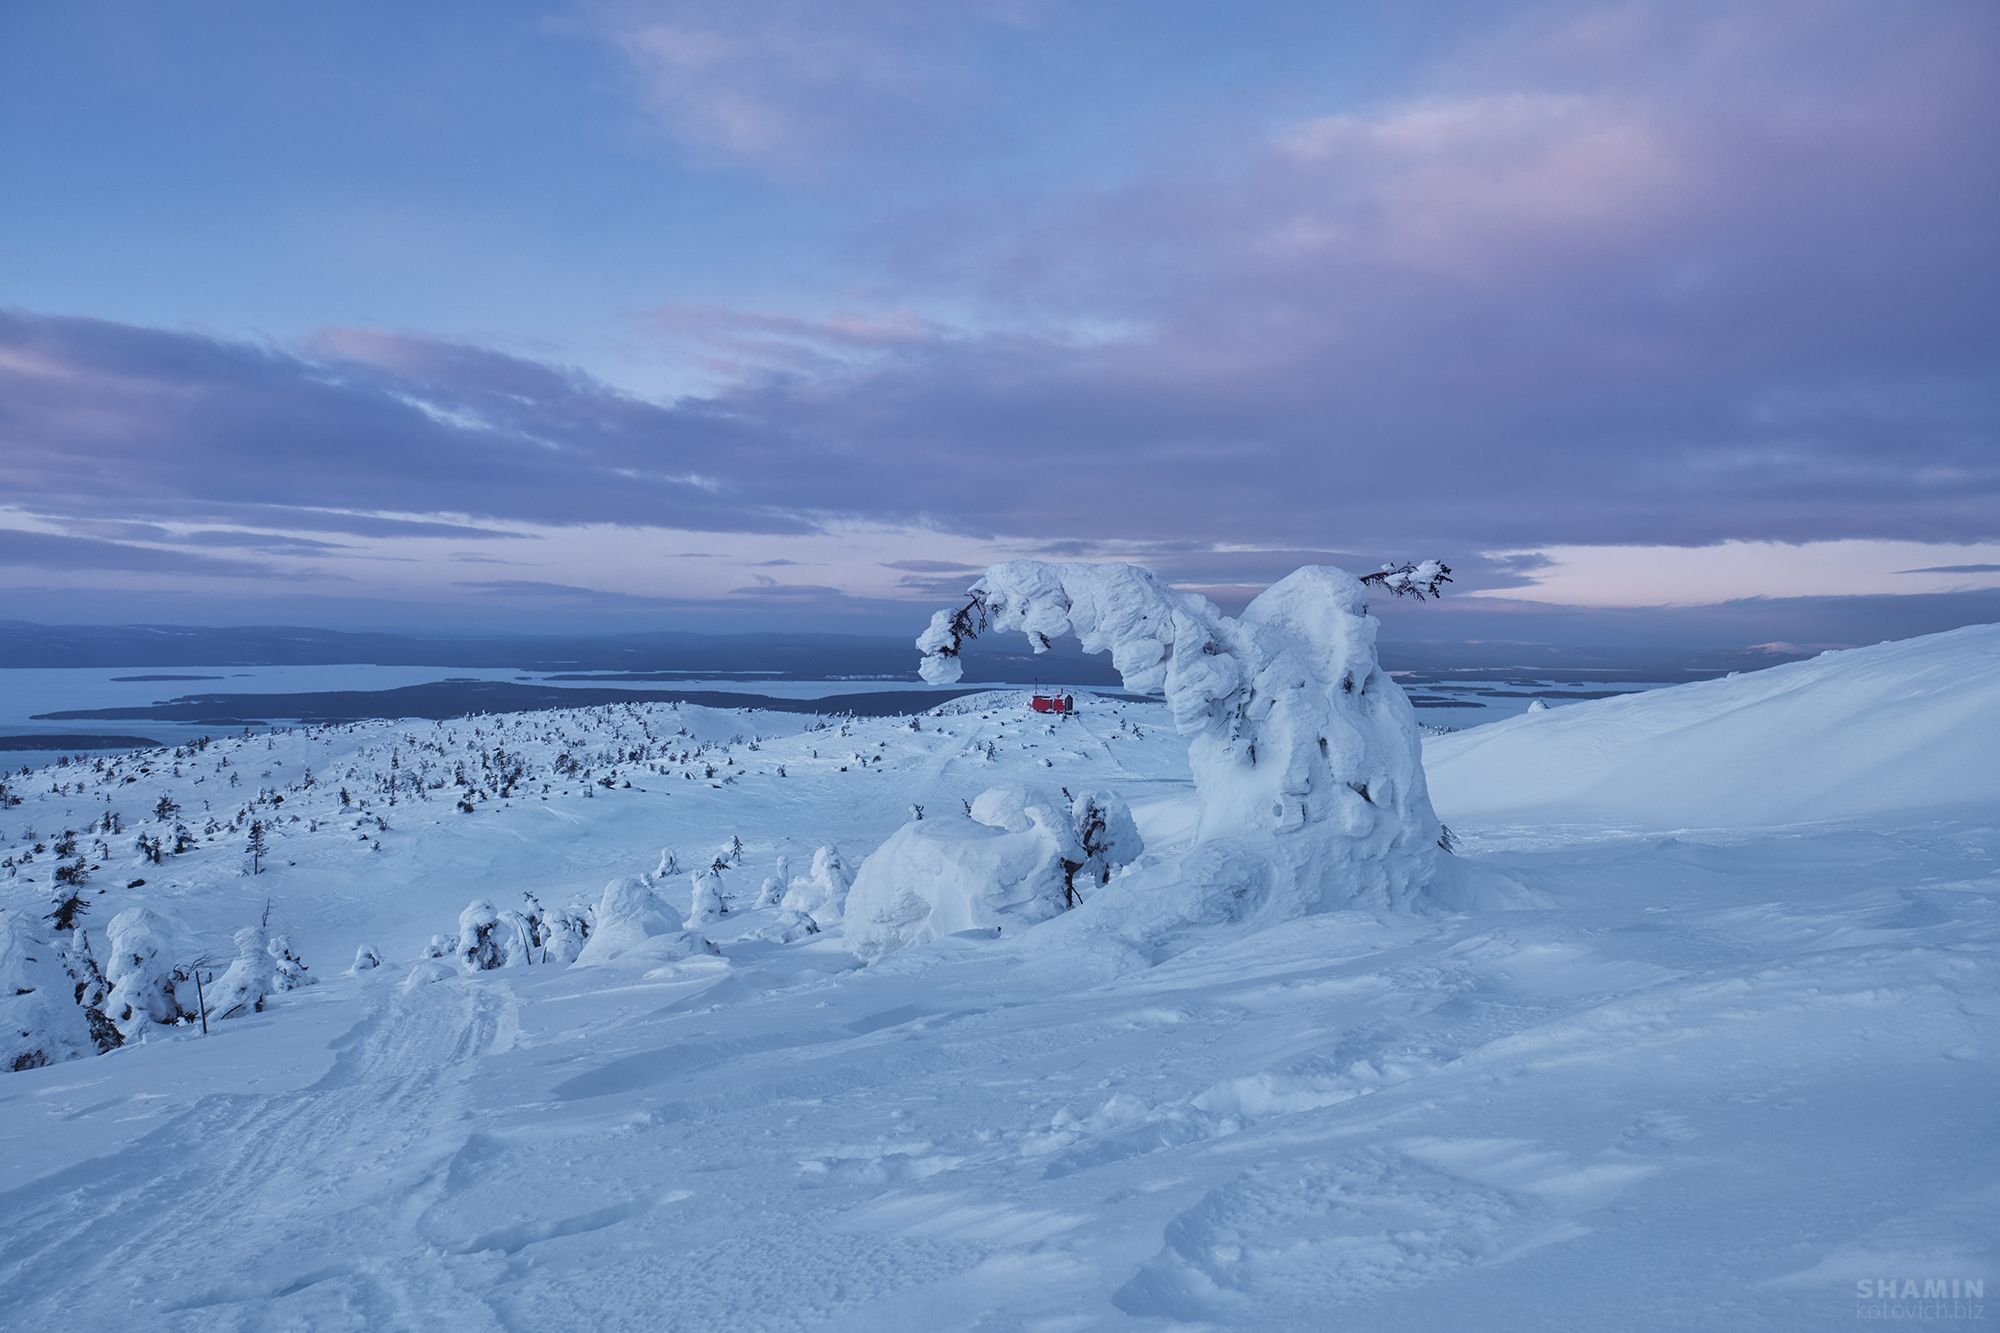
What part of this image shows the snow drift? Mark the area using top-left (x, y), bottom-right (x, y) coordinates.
top-left (1425, 623), bottom-right (2000, 828)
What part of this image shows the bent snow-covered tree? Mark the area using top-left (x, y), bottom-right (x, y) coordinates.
top-left (918, 560), bottom-right (1451, 914)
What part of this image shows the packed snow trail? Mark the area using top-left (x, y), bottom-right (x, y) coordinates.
top-left (0, 981), bottom-right (520, 1329)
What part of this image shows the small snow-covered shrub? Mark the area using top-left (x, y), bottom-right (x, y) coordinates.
top-left (455, 901), bottom-right (535, 971)
top-left (1064, 790), bottom-right (1144, 904)
top-left (687, 867), bottom-right (726, 928)
top-left (844, 784), bottom-right (1142, 963)
top-left (349, 944), bottom-right (383, 973)
top-left (269, 934), bottom-right (314, 990)
top-left (208, 925), bottom-right (276, 1021)
top-left (423, 933), bottom-right (456, 961)
top-left (755, 855), bottom-right (790, 909)
top-left (102, 906), bottom-right (196, 1040)
top-left (1, 909), bottom-right (95, 1072)
top-left (573, 876), bottom-right (718, 968)
top-left (539, 904), bottom-right (593, 964)
top-left (780, 846), bottom-right (853, 924)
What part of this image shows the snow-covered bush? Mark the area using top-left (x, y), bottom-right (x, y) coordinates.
top-left (268, 934), bottom-right (314, 990)
top-left (349, 944), bottom-right (383, 973)
top-left (747, 910), bottom-right (820, 945)
top-left (687, 867), bottom-right (726, 928)
top-left (920, 561), bottom-right (1443, 918)
top-left (539, 903), bottom-right (593, 964)
top-left (780, 846), bottom-right (853, 924)
top-left (1, 909), bottom-right (95, 1071)
top-left (66, 927), bottom-right (121, 1053)
top-left (844, 785), bottom-right (1142, 963)
top-left (102, 906), bottom-right (196, 1040)
top-left (455, 900), bottom-right (535, 971)
top-left (756, 854), bottom-right (790, 908)
top-left (423, 933), bottom-right (456, 961)
top-left (208, 925), bottom-right (276, 1022)
top-left (573, 876), bottom-right (718, 968)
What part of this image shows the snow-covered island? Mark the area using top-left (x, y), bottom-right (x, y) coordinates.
top-left (2, 564), bottom-right (1995, 1331)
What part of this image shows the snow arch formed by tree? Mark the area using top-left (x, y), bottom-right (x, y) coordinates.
top-left (918, 560), bottom-right (1450, 914)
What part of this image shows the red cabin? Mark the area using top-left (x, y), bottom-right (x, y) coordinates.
top-left (1030, 693), bottom-right (1075, 714)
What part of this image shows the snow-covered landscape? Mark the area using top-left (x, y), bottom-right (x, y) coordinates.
top-left (8, 3), bottom-right (2000, 1326)
top-left (3, 565), bottom-right (1993, 1330)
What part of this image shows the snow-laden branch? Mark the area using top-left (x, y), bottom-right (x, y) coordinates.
top-left (1358, 559), bottom-right (1453, 600)
top-left (918, 560), bottom-right (1447, 913)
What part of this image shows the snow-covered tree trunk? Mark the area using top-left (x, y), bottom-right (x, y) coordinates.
top-left (919, 561), bottom-right (1445, 914)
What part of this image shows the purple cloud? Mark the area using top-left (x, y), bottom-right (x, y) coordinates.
top-left (1, 3), bottom-right (1994, 638)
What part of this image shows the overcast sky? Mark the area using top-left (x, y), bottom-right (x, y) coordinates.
top-left (2, 1), bottom-right (1996, 648)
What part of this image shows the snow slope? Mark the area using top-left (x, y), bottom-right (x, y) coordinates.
top-left (1426, 624), bottom-right (2000, 829)
top-left (1, 644), bottom-right (1996, 1330)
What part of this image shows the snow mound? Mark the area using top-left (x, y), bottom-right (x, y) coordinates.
top-left (845, 785), bottom-right (1141, 962)
top-left (1425, 624), bottom-right (2000, 828)
top-left (572, 876), bottom-right (717, 969)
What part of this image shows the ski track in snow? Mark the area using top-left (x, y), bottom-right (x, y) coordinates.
top-left (1, 981), bottom-right (523, 1329)
top-left (0, 650), bottom-right (1996, 1330)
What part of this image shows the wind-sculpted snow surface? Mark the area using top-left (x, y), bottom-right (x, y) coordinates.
top-left (920, 561), bottom-right (1442, 918)
top-left (1427, 623), bottom-right (2000, 829)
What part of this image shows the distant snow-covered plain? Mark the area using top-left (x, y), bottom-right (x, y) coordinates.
top-left (0, 627), bottom-right (1993, 1329)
